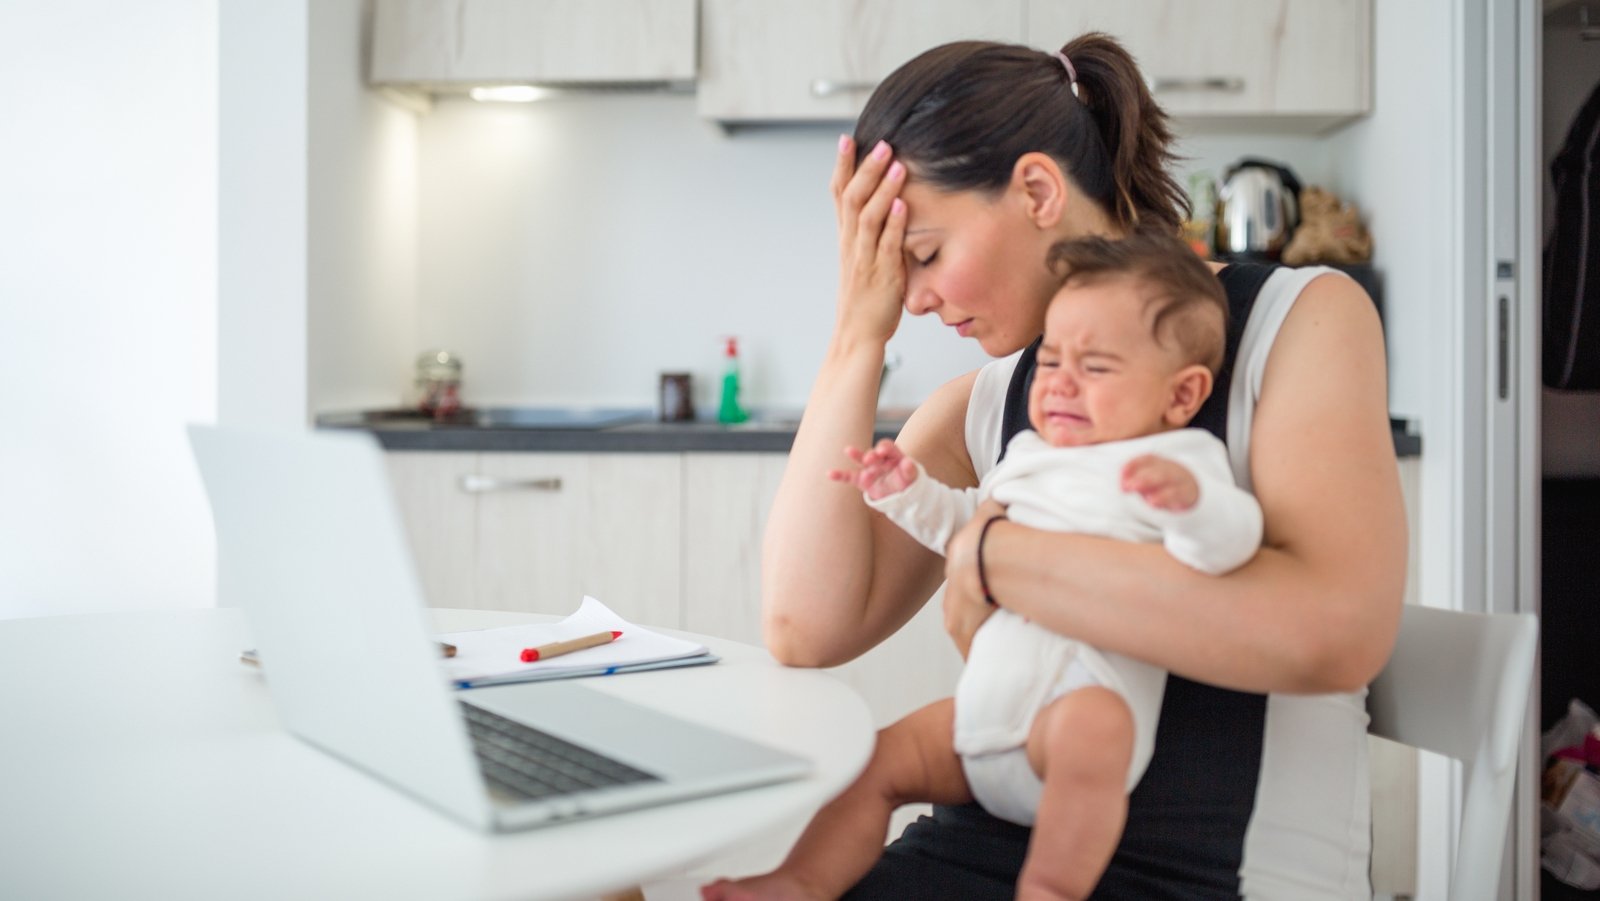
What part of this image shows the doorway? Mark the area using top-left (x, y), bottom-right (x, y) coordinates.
top-left (1539, 6), bottom-right (1600, 899)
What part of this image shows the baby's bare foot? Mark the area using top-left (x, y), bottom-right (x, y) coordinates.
top-left (699, 872), bottom-right (828, 901)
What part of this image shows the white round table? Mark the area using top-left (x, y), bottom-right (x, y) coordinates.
top-left (0, 608), bottom-right (873, 901)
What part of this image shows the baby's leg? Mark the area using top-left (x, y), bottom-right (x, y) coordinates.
top-left (1016, 686), bottom-right (1135, 901)
top-left (701, 698), bottom-right (973, 901)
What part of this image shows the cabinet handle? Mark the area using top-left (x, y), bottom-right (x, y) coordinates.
top-left (1496, 294), bottom-right (1510, 401)
top-left (811, 78), bottom-right (877, 98)
top-left (1150, 76), bottom-right (1246, 94)
top-left (457, 474), bottom-right (563, 494)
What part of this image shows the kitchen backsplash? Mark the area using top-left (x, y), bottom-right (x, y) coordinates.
top-left (398, 93), bottom-right (1335, 413)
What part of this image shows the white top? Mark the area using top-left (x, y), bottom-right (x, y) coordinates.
top-left (962, 265), bottom-right (1374, 901)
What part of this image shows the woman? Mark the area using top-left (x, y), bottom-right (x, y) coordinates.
top-left (760, 34), bottom-right (1406, 900)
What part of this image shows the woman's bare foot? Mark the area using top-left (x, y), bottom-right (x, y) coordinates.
top-left (699, 872), bottom-right (827, 901)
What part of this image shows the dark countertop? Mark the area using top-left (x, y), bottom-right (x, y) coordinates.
top-left (317, 407), bottom-right (1423, 457)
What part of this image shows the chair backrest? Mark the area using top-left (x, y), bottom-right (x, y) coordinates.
top-left (1367, 604), bottom-right (1539, 901)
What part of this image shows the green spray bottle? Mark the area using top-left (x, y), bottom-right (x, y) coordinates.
top-left (717, 336), bottom-right (749, 424)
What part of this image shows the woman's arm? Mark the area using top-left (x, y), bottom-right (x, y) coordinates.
top-left (761, 137), bottom-right (982, 668)
top-left (946, 275), bottom-right (1406, 694)
top-left (764, 370), bottom-right (978, 667)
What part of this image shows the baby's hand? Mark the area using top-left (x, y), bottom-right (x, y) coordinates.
top-left (828, 439), bottom-right (920, 501)
top-left (1121, 454), bottom-right (1200, 512)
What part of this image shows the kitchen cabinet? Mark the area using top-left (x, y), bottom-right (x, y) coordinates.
top-left (476, 452), bottom-right (681, 627)
top-left (697, 0), bottom-right (1370, 129)
top-left (369, 0), bottom-right (697, 88)
top-left (697, 0), bottom-right (1023, 122)
top-left (385, 451), bottom-right (479, 609)
top-left (1025, 0), bottom-right (1371, 130)
top-left (383, 451), bottom-right (680, 627)
top-left (681, 453), bottom-right (788, 645)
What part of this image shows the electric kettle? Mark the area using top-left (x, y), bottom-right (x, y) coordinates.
top-left (1215, 158), bottom-right (1302, 260)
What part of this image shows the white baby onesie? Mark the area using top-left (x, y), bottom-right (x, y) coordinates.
top-left (867, 427), bottom-right (1262, 825)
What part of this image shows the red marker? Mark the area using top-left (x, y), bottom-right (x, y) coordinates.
top-left (520, 630), bottom-right (622, 663)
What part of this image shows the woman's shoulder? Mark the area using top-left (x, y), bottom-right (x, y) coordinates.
top-left (1279, 265), bottom-right (1373, 308)
top-left (1218, 261), bottom-right (1338, 309)
top-left (1248, 266), bottom-right (1377, 368)
top-left (1263, 266), bottom-right (1385, 383)
top-left (1242, 260), bottom-right (1390, 493)
top-left (1218, 264), bottom-right (1372, 484)
top-left (1234, 266), bottom-right (1367, 374)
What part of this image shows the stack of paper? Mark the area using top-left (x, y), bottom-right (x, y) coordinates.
top-left (437, 596), bottom-right (717, 689)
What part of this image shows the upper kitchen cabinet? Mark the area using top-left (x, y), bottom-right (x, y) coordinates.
top-left (1026, 0), bottom-right (1371, 131)
top-left (697, 0), bottom-right (1023, 122)
top-left (370, 0), bottom-right (697, 89)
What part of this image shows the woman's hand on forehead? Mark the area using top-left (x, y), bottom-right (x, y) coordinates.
top-left (830, 135), bottom-right (909, 348)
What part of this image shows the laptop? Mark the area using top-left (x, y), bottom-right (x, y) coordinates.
top-left (187, 423), bottom-right (810, 832)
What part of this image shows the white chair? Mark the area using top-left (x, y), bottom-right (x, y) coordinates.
top-left (1367, 604), bottom-right (1539, 901)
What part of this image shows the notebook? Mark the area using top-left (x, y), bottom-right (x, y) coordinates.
top-left (187, 423), bottom-right (810, 832)
top-left (439, 596), bottom-right (718, 688)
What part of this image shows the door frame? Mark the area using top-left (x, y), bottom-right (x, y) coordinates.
top-left (1456, 0), bottom-right (1542, 896)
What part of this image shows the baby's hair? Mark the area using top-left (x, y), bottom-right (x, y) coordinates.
top-left (1045, 230), bottom-right (1228, 374)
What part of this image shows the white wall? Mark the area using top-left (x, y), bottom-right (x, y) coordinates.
top-left (308, 1), bottom-right (420, 414)
top-left (219, 0), bottom-right (307, 429)
top-left (0, 1), bottom-right (218, 619)
top-left (411, 95), bottom-right (986, 414)
top-left (223, 0), bottom-right (419, 423)
top-left (406, 96), bottom-right (1338, 415)
top-left (1541, 23), bottom-right (1600, 477)
top-left (1173, 131), bottom-right (1335, 192)
top-left (1325, 10), bottom-right (1455, 426)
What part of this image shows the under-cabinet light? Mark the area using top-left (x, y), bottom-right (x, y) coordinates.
top-left (469, 85), bottom-right (552, 103)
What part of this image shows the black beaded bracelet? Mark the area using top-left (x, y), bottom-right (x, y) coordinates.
top-left (976, 515), bottom-right (1007, 607)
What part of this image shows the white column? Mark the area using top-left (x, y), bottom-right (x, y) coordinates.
top-left (219, 0), bottom-right (310, 428)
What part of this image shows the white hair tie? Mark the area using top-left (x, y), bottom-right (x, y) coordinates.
top-left (1050, 50), bottom-right (1080, 98)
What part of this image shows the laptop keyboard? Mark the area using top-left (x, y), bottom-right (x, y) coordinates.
top-left (461, 702), bottom-right (661, 801)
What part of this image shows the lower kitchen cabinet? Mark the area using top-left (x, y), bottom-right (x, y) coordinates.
top-left (385, 451), bottom-right (479, 610)
top-left (681, 453), bottom-right (787, 645)
top-left (384, 451), bottom-right (680, 626)
top-left (476, 452), bottom-right (682, 627)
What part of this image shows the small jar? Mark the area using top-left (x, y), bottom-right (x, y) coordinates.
top-left (414, 350), bottom-right (463, 419)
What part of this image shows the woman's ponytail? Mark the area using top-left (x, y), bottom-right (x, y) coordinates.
top-left (852, 34), bottom-right (1187, 234)
top-left (1060, 33), bottom-right (1188, 232)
